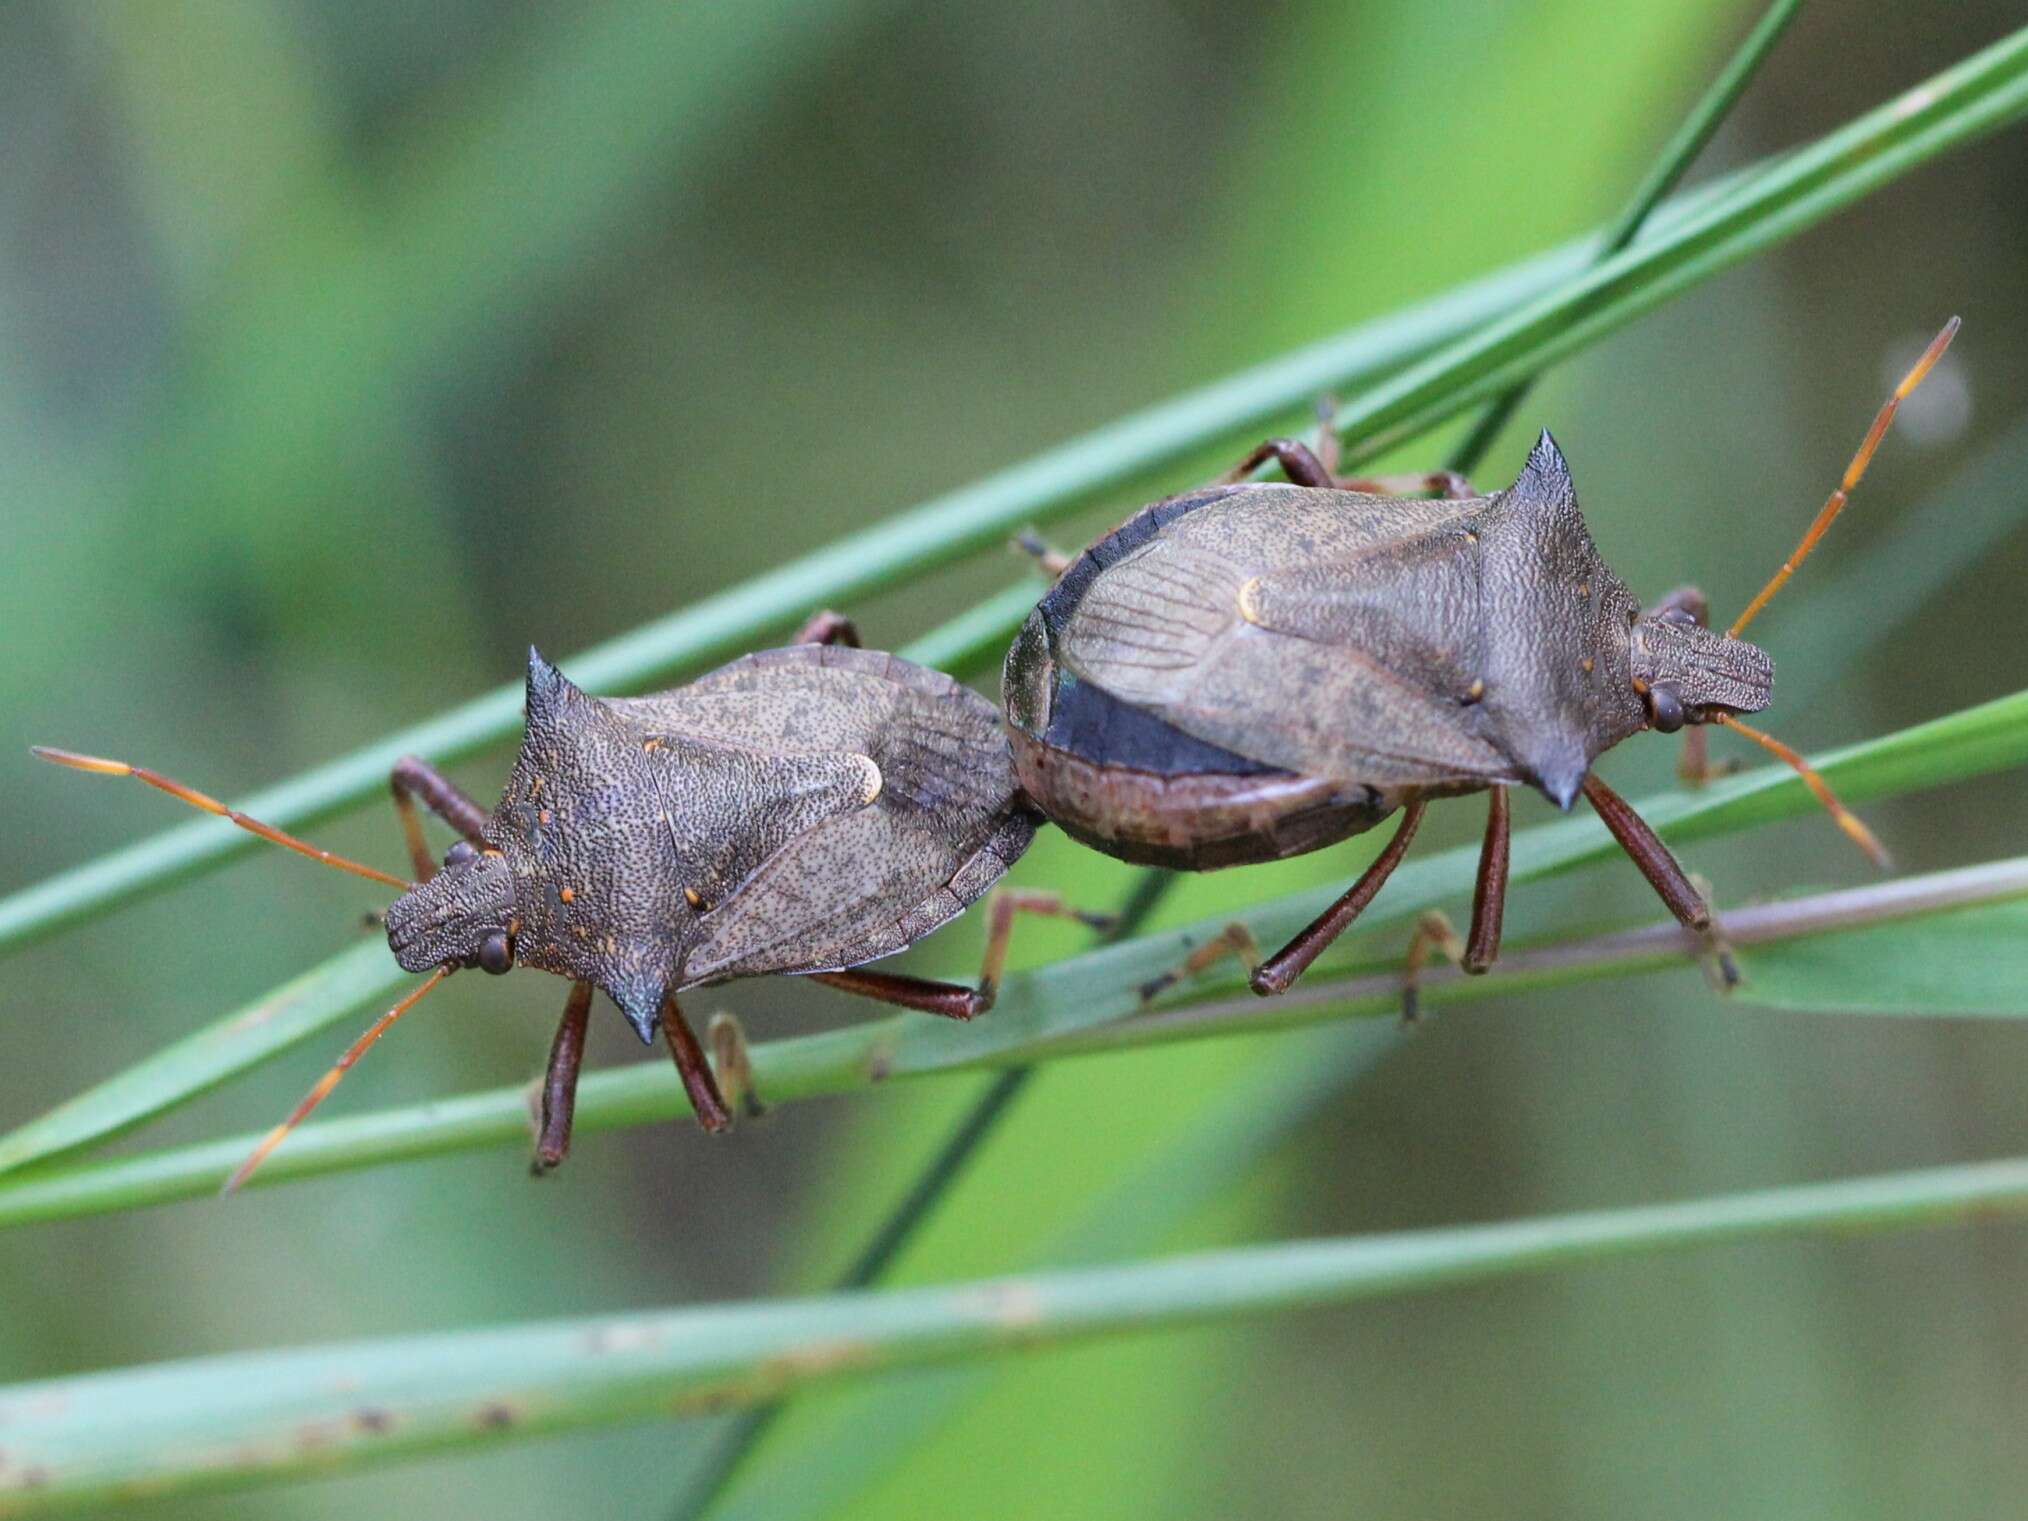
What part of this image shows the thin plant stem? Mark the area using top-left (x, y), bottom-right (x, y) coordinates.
top-left (1450, 0), bottom-right (1803, 476)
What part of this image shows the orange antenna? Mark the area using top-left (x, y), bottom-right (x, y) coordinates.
top-left (1728, 317), bottom-right (1959, 638)
top-left (1712, 713), bottom-right (1889, 870)
top-left (32, 746), bottom-right (411, 891)
top-left (222, 967), bottom-right (452, 1194)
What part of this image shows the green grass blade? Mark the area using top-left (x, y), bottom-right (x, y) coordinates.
top-left (2, 690), bottom-right (2023, 1225)
top-left (0, 588), bottom-right (1040, 1181)
top-left (0, 940), bottom-right (391, 1180)
top-left (11, 17), bottom-right (2024, 955)
top-left (1339, 22), bottom-right (2028, 464)
top-left (1449, 0), bottom-right (1804, 471)
top-left (0, 243), bottom-right (1575, 959)
top-left (716, 1021), bottom-right (1403, 1521)
top-left (1733, 898), bottom-right (2028, 1015)
top-left (9, 1150), bottom-right (2028, 1512)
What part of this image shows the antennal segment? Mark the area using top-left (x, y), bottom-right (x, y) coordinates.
top-left (1712, 713), bottom-right (1890, 869)
top-left (1728, 316), bottom-right (1959, 638)
top-left (32, 746), bottom-right (411, 891)
top-left (222, 966), bottom-right (453, 1194)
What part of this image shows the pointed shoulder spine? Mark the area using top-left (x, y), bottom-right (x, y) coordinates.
top-left (524, 646), bottom-right (592, 730)
top-left (1502, 429), bottom-right (1578, 517)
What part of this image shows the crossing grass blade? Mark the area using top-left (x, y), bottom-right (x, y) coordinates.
top-left (9, 20), bottom-right (2028, 957)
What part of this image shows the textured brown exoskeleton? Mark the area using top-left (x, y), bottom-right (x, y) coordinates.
top-left (36, 614), bottom-right (1085, 1188)
top-left (1005, 320), bottom-right (1958, 1011)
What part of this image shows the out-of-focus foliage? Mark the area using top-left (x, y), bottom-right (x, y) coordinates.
top-left (3, 2), bottom-right (2027, 1518)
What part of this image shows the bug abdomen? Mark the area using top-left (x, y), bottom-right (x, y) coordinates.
top-left (1005, 626), bottom-right (1395, 868)
top-left (1007, 722), bottom-right (1393, 870)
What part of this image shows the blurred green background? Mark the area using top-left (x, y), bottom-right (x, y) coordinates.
top-left (5, 1), bottom-right (2028, 1516)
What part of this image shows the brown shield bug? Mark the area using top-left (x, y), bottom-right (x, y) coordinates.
top-left (1004, 320), bottom-right (1959, 1011)
top-left (36, 614), bottom-right (1089, 1187)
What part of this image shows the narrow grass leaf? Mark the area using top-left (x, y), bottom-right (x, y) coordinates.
top-left (9, 1151), bottom-right (2028, 1512)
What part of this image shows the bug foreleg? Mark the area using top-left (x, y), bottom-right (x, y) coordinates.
top-left (661, 993), bottom-right (734, 1133)
top-left (532, 981), bottom-right (595, 1174)
top-left (389, 756), bottom-right (489, 880)
top-left (1580, 773), bottom-right (1740, 987)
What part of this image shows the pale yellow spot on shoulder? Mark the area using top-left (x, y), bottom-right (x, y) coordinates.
top-left (1465, 678), bottom-right (1486, 702)
top-left (1236, 575), bottom-right (1264, 626)
top-left (853, 754), bottom-right (882, 807)
top-left (1581, 657), bottom-right (1595, 674)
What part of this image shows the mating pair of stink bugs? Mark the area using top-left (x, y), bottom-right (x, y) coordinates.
top-left (35, 319), bottom-right (1958, 1187)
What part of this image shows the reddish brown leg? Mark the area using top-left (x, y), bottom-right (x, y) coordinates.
top-left (661, 993), bottom-right (733, 1132)
top-left (1581, 772), bottom-right (1740, 986)
top-left (1464, 785), bottom-right (1510, 973)
top-left (812, 888), bottom-right (1113, 1018)
top-left (532, 981), bottom-right (595, 1173)
top-left (811, 968), bottom-right (985, 1019)
top-left (1221, 438), bottom-right (1338, 488)
top-left (1251, 798), bottom-right (1429, 996)
top-left (794, 609), bottom-right (861, 647)
top-left (1336, 469), bottom-right (1478, 499)
top-left (1221, 435), bottom-right (1475, 500)
top-left (390, 756), bottom-right (489, 880)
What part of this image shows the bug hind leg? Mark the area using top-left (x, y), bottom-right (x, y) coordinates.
top-left (1249, 799), bottom-right (1428, 996)
top-left (813, 887), bottom-right (1117, 1019)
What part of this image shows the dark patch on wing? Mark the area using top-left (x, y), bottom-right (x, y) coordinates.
top-left (1043, 670), bottom-right (1280, 776)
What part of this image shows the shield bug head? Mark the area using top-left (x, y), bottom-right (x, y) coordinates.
top-left (383, 843), bottom-right (517, 975)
